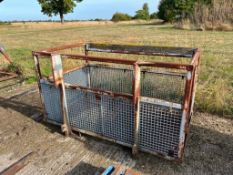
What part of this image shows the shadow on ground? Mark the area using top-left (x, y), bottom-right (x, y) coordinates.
top-left (65, 161), bottom-right (104, 175)
top-left (0, 96), bottom-right (41, 117)
top-left (0, 93), bottom-right (232, 174)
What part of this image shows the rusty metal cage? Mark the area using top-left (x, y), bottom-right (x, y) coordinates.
top-left (33, 43), bottom-right (201, 162)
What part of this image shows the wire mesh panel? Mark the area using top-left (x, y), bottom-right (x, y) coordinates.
top-left (40, 66), bottom-right (185, 159)
top-left (64, 67), bottom-right (89, 86)
top-left (35, 43), bottom-right (200, 161)
top-left (141, 71), bottom-right (186, 104)
top-left (139, 98), bottom-right (182, 158)
top-left (66, 88), bottom-right (102, 134)
top-left (101, 96), bottom-right (134, 145)
top-left (89, 65), bottom-right (133, 94)
top-left (40, 81), bottom-right (63, 123)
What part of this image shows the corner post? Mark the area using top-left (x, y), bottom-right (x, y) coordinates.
top-left (132, 63), bottom-right (141, 155)
top-left (33, 54), bottom-right (47, 121)
top-left (51, 54), bottom-right (71, 136)
top-left (85, 44), bottom-right (90, 65)
top-left (178, 70), bottom-right (193, 162)
top-left (85, 44), bottom-right (91, 88)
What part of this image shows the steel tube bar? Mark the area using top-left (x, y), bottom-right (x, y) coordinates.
top-left (0, 152), bottom-right (33, 175)
top-left (178, 71), bottom-right (193, 161)
top-left (39, 43), bottom-right (85, 52)
top-left (65, 83), bottom-right (133, 100)
top-left (51, 54), bottom-right (71, 136)
top-left (33, 55), bottom-right (47, 121)
top-left (0, 73), bottom-right (17, 82)
top-left (0, 48), bottom-right (12, 64)
top-left (34, 51), bottom-right (193, 71)
top-left (60, 82), bottom-right (72, 136)
top-left (191, 49), bottom-right (201, 66)
top-left (132, 63), bottom-right (141, 155)
top-left (33, 43), bottom-right (201, 162)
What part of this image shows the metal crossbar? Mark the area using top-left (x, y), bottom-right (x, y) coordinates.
top-left (33, 43), bottom-right (201, 162)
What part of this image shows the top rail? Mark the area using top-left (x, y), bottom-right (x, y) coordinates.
top-left (33, 51), bottom-right (194, 71)
top-left (86, 43), bottom-right (197, 58)
top-left (39, 43), bottom-right (85, 52)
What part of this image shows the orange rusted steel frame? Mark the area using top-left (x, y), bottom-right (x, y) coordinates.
top-left (32, 43), bottom-right (200, 162)
top-left (39, 43), bottom-right (85, 53)
top-left (132, 63), bottom-right (141, 155)
top-left (0, 48), bottom-right (12, 64)
top-left (33, 51), bottom-right (194, 71)
top-left (178, 49), bottom-right (201, 162)
top-left (0, 71), bottom-right (18, 82)
top-left (0, 47), bottom-right (18, 82)
top-left (33, 43), bottom-right (198, 72)
top-left (0, 152), bottom-right (33, 175)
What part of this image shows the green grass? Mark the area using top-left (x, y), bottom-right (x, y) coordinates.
top-left (0, 22), bottom-right (232, 117)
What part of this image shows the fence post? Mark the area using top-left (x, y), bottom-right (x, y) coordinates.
top-left (132, 63), bottom-right (141, 155)
top-left (51, 54), bottom-right (71, 136)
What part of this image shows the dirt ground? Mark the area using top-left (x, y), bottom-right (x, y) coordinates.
top-left (0, 83), bottom-right (232, 175)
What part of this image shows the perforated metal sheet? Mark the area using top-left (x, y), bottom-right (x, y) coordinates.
top-left (40, 81), bottom-right (62, 123)
top-left (139, 99), bottom-right (182, 158)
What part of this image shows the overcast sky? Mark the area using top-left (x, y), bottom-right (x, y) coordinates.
top-left (0, 0), bottom-right (159, 21)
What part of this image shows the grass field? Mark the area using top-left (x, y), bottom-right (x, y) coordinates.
top-left (0, 21), bottom-right (232, 117)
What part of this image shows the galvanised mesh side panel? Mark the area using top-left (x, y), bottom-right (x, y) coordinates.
top-left (89, 65), bottom-right (133, 94)
top-left (66, 88), bottom-right (102, 134)
top-left (40, 82), bottom-right (62, 123)
top-left (139, 100), bottom-right (182, 158)
top-left (101, 96), bottom-right (134, 145)
top-left (141, 71), bottom-right (185, 104)
top-left (40, 66), bottom-right (186, 159)
top-left (87, 65), bottom-right (185, 104)
top-left (64, 67), bottom-right (89, 86)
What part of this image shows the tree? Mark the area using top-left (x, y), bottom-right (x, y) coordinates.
top-left (134, 3), bottom-right (150, 20)
top-left (174, 0), bottom-right (195, 22)
top-left (38, 0), bottom-right (83, 23)
top-left (111, 13), bottom-right (132, 22)
top-left (158, 0), bottom-right (177, 22)
top-left (158, 0), bottom-right (213, 23)
top-left (0, 0), bottom-right (4, 3)
top-left (150, 12), bottom-right (158, 19)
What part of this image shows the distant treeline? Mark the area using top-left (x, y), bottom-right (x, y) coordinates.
top-left (111, 3), bottom-right (158, 22)
top-left (111, 0), bottom-right (232, 30)
top-left (158, 0), bottom-right (233, 30)
top-left (0, 19), bottom-right (110, 24)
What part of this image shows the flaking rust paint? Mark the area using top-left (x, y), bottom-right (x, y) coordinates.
top-left (33, 43), bottom-right (201, 162)
top-left (132, 63), bottom-right (141, 155)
